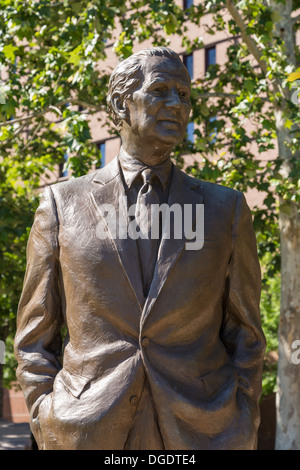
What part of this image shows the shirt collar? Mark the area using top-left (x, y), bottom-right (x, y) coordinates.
top-left (118, 146), bottom-right (173, 190)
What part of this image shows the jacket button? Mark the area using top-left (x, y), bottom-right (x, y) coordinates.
top-left (141, 336), bottom-right (150, 346)
top-left (130, 395), bottom-right (138, 406)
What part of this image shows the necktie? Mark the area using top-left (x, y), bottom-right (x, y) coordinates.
top-left (135, 168), bottom-right (161, 297)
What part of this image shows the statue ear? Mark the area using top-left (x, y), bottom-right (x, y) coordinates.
top-left (111, 93), bottom-right (129, 124)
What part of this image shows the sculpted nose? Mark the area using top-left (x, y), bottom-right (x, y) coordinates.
top-left (165, 88), bottom-right (181, 109)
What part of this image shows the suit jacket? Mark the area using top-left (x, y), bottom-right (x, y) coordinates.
top-left (14, 156), bottom-right (266, 450)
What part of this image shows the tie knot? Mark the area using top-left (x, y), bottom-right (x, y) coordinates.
top-left (142, 168), bottom-right (155, 185)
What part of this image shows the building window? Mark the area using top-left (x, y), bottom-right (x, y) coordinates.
top-left (183, 53), bottom-right (194, 143)
top-left (183, 0), bottom-right (193, 9)
top-left (207, 116), bottom-right (217, 144)
top-left (205, 45), bottom-right (216, 72)
top-left (96, 141), bottom-right (106, 168)
top-left (183, 53), bottom-right (193, 80)
top-left (186, 122), bottom-right (194, 143)
top-left (182, 53), bottom-right (194, 143)
top-left (59, 153), bottom-right (68, 178)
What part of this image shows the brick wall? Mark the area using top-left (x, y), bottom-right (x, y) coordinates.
top-left (3, 386), bottom-right (29, 423)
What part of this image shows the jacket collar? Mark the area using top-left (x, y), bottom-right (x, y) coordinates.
top-left (92, 155), bottom-right (120, 185)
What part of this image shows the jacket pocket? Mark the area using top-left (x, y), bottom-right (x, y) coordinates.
top-left (59, 369), bottom-right (91, 399)
top-left (201, 365), bottom-right (238, 397)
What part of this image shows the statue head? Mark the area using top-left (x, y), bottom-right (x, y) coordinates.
top-left (107, 47), bottom-right (191, 164)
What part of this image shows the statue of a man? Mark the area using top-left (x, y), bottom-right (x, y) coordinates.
top-left (14, 47), bottom-right (266, 450)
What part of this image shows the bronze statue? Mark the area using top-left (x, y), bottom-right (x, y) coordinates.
top-left (14, 47), bottom-right (266, 450)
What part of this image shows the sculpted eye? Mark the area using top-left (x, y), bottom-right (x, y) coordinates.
top-left (178, 90), bottom-right (189, 100)
top-left (149, 85), bottom-right (166, 96)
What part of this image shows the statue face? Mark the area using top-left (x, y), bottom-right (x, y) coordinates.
top-left (125, 56), bottom-right (191, 150)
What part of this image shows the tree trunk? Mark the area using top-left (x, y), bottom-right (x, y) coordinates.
top-left (276, 201), bottom-right (300, 449)
top-left (274, 66), bottom-right (300, 449)
top-left (268, 0), bottom-right (300, 449)
top-left (0, 364), bottom-right (3, 419)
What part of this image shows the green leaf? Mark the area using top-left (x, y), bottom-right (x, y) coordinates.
top-left (67, 45), bottom-right (83, 66)
top-left (3, 44), bottom-right (18, 62)
top-left (284, 119), bottom-right (293, 129)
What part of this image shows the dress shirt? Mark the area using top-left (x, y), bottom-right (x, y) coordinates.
top-left (118, 146), bottom-right (173, 206)
top-left (117, 146), bottom-right (173, 449)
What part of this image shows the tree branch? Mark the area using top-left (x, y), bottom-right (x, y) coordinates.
top-left (70, 99), bottom-right (104, 112)
top-left (196, 92), bottom-right (237, 99)
top-left (48, 0), bottom-right (78, 8)
top-left (196, 91), bottom-right (270, 102)
top-left (0, 109), bottom-right (50, 127)
top-left (20, 122), bottom-right (43, 152)
top-left (0, 123), bottom-right (27, 144)
top-left (225, 0), bottom-right (268, 75)
top-left (225, 0), bottom-right (288, 100)
top-left (0, 99), bottom-right (104, 127)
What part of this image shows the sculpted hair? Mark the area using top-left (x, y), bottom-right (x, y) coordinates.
top-left (107, 47), bottom-right (188, 130)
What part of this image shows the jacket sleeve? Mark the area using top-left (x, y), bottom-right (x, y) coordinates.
top-left (220, 191), bottom-right (266, 418)
top-left (14, 185), bottom-right (64, 445)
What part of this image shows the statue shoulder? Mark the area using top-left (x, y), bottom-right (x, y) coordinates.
top-left (176, 167), bottom-right (241, 203)
top-left (49, 170), bottom-right (98, 197)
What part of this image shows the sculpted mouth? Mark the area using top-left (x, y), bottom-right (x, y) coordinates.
top-left (159, 118), bottom-right (180, 124)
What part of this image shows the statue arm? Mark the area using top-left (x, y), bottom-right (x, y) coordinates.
top-left (14, 185), bottom-right (64, 443)
top-left (220, 192), bottom-right (266, 411)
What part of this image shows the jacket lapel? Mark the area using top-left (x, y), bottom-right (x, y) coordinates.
top-left (90, 157), bottom-right (204, 317)
top-left (141, 165), bottom-right (204, 323)
top-left (91, 157), bottom-right (145, 309)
